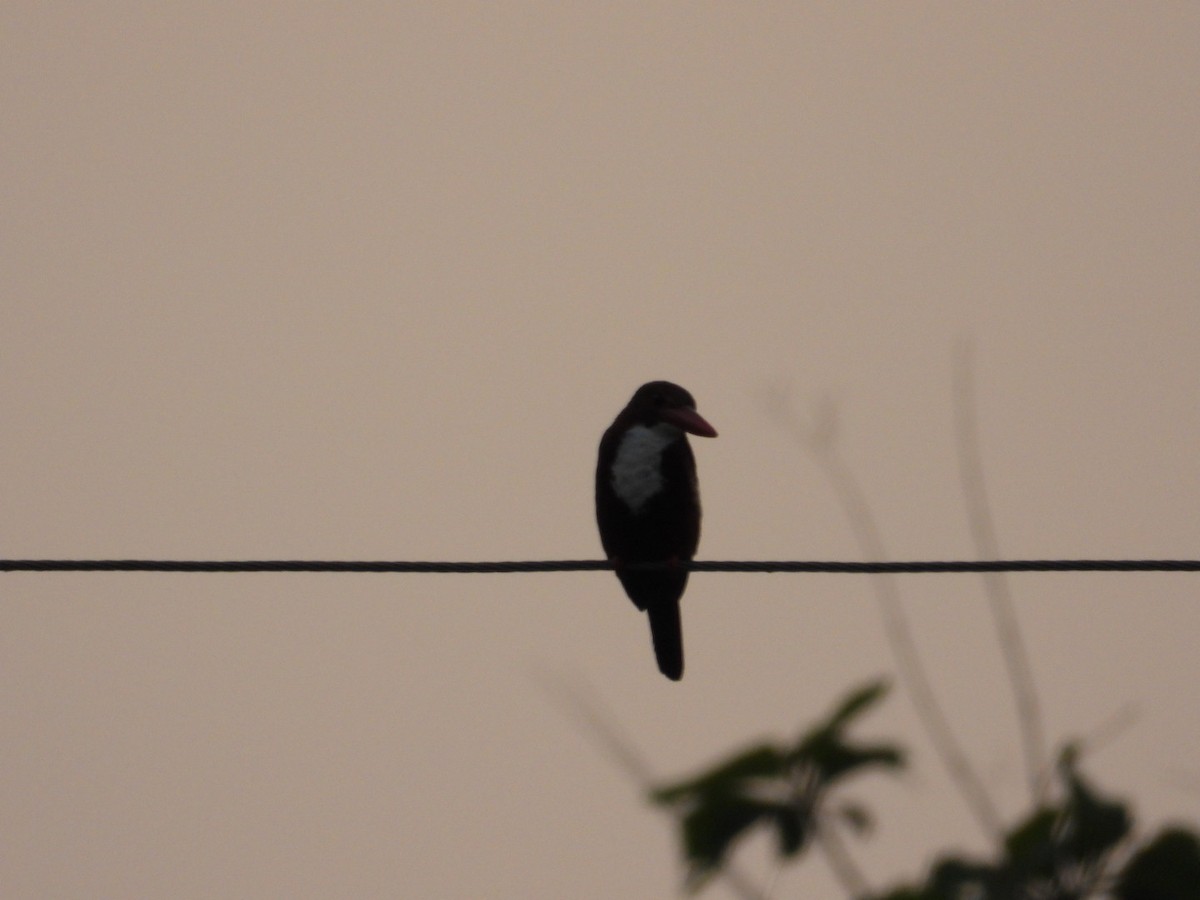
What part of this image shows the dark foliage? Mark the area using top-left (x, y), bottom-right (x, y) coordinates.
top-left (651, 684), bottom-right (1199, 898)
top-left (650, 681), bottom-right (902, 890)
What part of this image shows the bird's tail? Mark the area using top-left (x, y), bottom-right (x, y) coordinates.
top-left (646, 598), bottom-right (684, 681)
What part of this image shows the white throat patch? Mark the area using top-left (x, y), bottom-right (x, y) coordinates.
top-left (610, 423), bottom-right (679, 512)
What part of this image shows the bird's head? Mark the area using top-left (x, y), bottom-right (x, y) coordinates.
top-left (625, 381), bottom-right (718, 438)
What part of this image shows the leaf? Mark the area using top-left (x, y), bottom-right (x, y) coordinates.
top-left (825, 679), bottom-right (891, 731)
top-left (864, 856), bottom-right (1013, 900)
top-left (650, 744), bottom-right (786, 806)
top-left (789, 681), bottom-right (902, 786)
top-left (1003, 806), bottom-right (1059, 881)
top-left (651, 683), bottom-right (900, 891)
top-left (792, 732), bottom-right (905, 788)
top-left (651, 745), bottom-right (801, 883)
top-left (1115, 827), bottom-right (1200, 900)
top-left (1060, 764), bottom-right (1131, 860)
top-left (928, 857), bottom-right (1010, 897)
top-left (773, 803), bottom-right (809, 857)
top-left (677, 795), bottom-right (781, 882)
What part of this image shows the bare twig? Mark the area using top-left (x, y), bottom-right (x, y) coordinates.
top-left (535, 670), bottom-right (769, 900)
top-left (814, 818), bottom-right (872, 898)
top-left (764, 387), bottom-right (1004, 840)
top-left (953, 342), bottom-right (1047, 803)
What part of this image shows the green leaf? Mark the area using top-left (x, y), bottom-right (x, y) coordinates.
top-left (1003, 806), bottom-right (1059, 881)
top-left (825, 679), bottom-right (891, 731)
top-left (789, 681), bottom-right (902, 787)
top-left (928, 857), bottom-right (1010, 897)
top-left (677, 795), bottom-right (781, 882)
top-left (1116, 827), bottom-right (1200, 900)
top-left (650, 744), bottom-right (786, 806)
top-left (1060, 765), bottom-right (1131, 860)
top-left (651, 682), bottom-right (900, 891)
top-left (651, 744), bottom-right (806, 883)
top-left (792, 733), bottom-right (905, 788)
top-left (773, 803), bottom-right (808, 857)
top-left (864, 856), bottom-right (1015, 900)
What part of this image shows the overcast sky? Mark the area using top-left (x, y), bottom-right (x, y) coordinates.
top-left (3, 4), bottom-right (1198, 897)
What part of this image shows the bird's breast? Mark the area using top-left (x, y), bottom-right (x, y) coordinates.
top-left (609, 423), bottom-right (679, 513)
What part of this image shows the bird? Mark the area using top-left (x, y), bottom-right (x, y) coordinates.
top-left (595, 381), bottom-right (717, 680)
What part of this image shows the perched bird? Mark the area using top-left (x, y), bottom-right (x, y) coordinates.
top-left (595, 381), bottom-right (717, 680)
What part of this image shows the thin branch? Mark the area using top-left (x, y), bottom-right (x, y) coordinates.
top-left (535, 671), bottom-right (769, 900)
top-left (535, 670), bottom-right (659, 787)
top-left (815, 818), bottom-right (872, 898)
top-left (953, 341), bottom-right (1047, 803)
top-left (765, 389), bottom-right (1004, 840)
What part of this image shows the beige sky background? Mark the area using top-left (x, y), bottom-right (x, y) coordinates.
top-left (3, 4), bottom-right (1198, 898)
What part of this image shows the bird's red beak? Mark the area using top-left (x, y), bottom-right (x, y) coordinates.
top-left (662, 407), bottom-right (718, 438)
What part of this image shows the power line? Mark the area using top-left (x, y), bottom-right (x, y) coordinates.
top-left (1, 558), bottom-right (1198, 573)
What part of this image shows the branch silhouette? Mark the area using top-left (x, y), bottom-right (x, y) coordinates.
top-left (763, 386), bottom-right (1004, 840)
top-left (953, 341), bottom-right (1047, 804)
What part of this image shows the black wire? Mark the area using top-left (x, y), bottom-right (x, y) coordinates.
top-left (1, 559), bottom-right (1198, 573)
